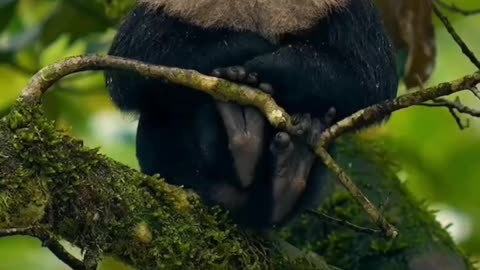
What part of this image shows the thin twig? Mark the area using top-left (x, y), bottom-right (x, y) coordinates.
top-left (20, 55), bottom-right (292, 131)
top-left (449, 107), bottom-right (469, 129)
top-left (18, 55), bottom-right (480, 238)
top-left (18, 56), bottom-right (480, 239)
top-left (427, 97), bottom-right (480, 116)
top-left (306, 210), bottom-right (381, 235)
top-left (417, 97), bottom-right (480, 129)
top-left (433, 3), bottom-right (480, 69)
top-left (17, 54), bottom-right (398, 238)
top-left (414, 77), bottom-right (470, 129)
top-left (314, 147), bottom-right (398, 238)
top-left (0, 226), bottom-right (34, 237)
top-left (39, 233), bottom-right (87, 270)
top-left (435, 0), bottom-right (480, 16)
top-left (0, 226), bottom-right (87, 270)
top-left (18, 55), bottom-right (480, 151)
top-left (320, 71), bottom-right (480, 147)
top-left (417, 76), bottom-right (473, 129)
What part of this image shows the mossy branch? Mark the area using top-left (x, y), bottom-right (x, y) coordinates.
top-left (1, 54), bottom-right (479, 269)
top-left (0, 102), bottom-right (330, 269)
top-left (21, 55), bottom-right (292, 130)
top-left (20, 55), bottom-right (480, 238)
top-left (18, 55), bottom-right (480, 239)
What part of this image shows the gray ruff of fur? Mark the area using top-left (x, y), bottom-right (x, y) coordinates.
top-left (139, 0), bottom-right (350, 39)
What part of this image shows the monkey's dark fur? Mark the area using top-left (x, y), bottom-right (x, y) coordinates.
top-left (105, 0), bottom-right (398, 228)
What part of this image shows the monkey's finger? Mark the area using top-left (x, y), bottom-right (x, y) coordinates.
top-left (258, 82), bottom-right (274, 94)
top-left (291, 113), bottom-right (311, 136)
top-left (271, 177), bottom-right (307, 224)
top-left (212, 66), bottom-right (249, 83)
top-left (228, 66), bottom-right (249, 81)
top-left (322, 107), bottom-right (337, 126)
top-left (211, 69), bottom-right (222, 77)
top-left (307, 118), bottom-right (323, 146)
top-left (235, 66), bottom-right (247, 81)
top-left (273, 132), bottom-right (291, 149)
top-left (245, 107), bottom-right (265, 131)
top-left (245, 72), bottom-right (259, 85)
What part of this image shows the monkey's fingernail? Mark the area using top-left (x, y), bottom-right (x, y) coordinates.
top-left (259, 83), bottom-right (273, 94)
top-left (237, 67), bottom-right (247, 80)
top-left (246, 73), bottom-right (258, 84)
top-left (327, 107), bottom-right (336, 117)
top-left (227, 68), bottom-right (238, 80)
top-left (212, 69), bottom-right (221, 76)
top-left (274, 132), bottom-right (290, 147)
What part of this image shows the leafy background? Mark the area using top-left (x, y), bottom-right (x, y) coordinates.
top-left (0, 0), bottom-right (479, 269)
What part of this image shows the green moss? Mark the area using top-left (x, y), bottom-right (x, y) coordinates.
top-left (282, 136), bottom-right (475, 270)
top-left (2, 99), bottom-right (472, 269)
top-left (0, 101), bottom-right (317, 269)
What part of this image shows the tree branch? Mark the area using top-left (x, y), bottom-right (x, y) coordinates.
top-left (319, 71), bottom-right (480, 145)
top-left (0, 226), bottom-right (87, 270)
top-left (0, 226), bottom-right (35, 237)
top-left (433, 2), bottom-right (480, 69)
top-left (435, 0), bottom-right (480, 16)
top-left (0, 103), bottom-right (327, 269)
top-left (21, 55), bottom-right (292, 131)
top-left (1, 53), bottom-right (478, 269)
top-left (19, 55), bottom-right (480, 239)
top-left (306, 210), bottom-right (380, 235)
top-left (419, 97), bottom-right (480, 116)
top-left (20, 54), bottom-right (398, 238)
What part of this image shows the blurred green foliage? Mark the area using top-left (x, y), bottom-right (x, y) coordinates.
top-left (0, 0), bottom-right (479, 269)
top-left (387, 7), bottom-right (480, 252)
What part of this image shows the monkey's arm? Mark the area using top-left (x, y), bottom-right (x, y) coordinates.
top-left (241, 37), bottom-right (397, 119)
top-left (242, 45), bottom-right (371, 118)
top-left (105, 6), bottom-right (279, 191)
top-left (105, 7), bottom-right (276, 113)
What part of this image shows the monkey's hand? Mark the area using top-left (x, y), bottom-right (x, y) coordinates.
top-left (291, 107), bottom-right (336, 146)
top-left (269, 108), bottom-right (336, 223)
top-left (210, 66), bottom-right (273, 188)
top-left (211, 66), bottom-right (274, 94)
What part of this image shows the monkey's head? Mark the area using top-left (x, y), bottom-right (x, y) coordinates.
top-left (138, 0), bottom-right (350, 38)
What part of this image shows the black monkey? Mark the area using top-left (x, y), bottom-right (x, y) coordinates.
top-left (105, 0), bottom-right (398, 228)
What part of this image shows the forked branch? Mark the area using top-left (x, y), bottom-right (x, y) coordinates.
top-left (18, 55), bottom-right (480, 238)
